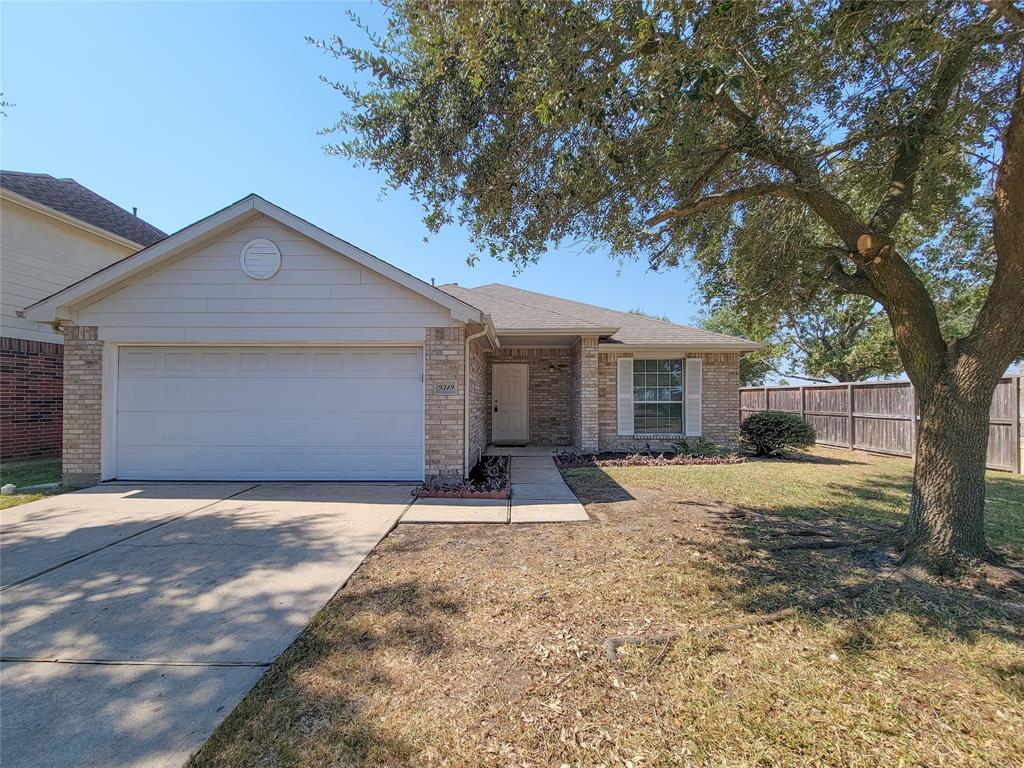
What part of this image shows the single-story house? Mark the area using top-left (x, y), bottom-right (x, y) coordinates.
top-left (0, 170), bottom-right (165, 459)
top-left (23, 195), bottom-right (758, 486)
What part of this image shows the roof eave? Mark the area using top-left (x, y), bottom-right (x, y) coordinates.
top-left (25, 194), bottom-right (485, 325)
top-left (494, 326), bottom-right (620, 336)
top-left (598, 341), bottom-right (763, 352)
top-left (1, 187), bottom-right (148, 250)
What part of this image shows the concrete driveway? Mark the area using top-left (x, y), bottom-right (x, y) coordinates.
top-left (0, 481), bottom-right (414, 768)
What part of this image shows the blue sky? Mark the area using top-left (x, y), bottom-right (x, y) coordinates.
top-left (1, 1), bottom-right (704, 324)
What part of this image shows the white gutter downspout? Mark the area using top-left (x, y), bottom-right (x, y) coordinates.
top-left (464, 325), bottom-right (490, 478)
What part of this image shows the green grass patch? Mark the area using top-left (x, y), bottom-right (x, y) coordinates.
top-left (0, 456), bottom-right (62, 509)
top-left (562, 447), bottom-right (1023, 551)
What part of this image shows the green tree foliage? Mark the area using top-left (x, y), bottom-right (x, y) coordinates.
top-left (784, 295), bottom-right (903, 382)
top-left (316, 1), bottom-right (1024, 571)
top-left (699, 306), bottom-right (783, 386)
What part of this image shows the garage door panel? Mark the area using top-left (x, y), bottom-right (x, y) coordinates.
top-left (117, 377), bottom-right (421, 413)
top-left (118, 348), bottom-right (423, 379)
top-left (116, 445), bottom-right (423, 481)
top-left (116, 346), bottom-right (424, 480)
top-left (118, 411), bottom-right (424, 447)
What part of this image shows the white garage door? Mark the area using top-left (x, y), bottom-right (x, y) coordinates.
top-left (115, 346), bottom-right (424, 480)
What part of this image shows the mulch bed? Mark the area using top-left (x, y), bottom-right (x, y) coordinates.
top-left (413, 455), bottom-right (510, 498)
top-left (555, 451), bottom-right (747, 468)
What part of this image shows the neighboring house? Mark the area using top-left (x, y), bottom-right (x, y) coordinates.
top-left (0, 171), bottom-right (165, 460)
top-left (23, 195), bottom-right (758, 487)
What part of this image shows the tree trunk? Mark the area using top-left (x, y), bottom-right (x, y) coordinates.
top-left (902, 371), bottom-right (997, 573)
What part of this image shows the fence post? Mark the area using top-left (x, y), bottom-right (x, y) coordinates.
top-left (800, 385), bottom-right (805, 421)
top-left (910, 382), bottom-right (919, 459)
top-left (1015, 375), bottom-right (1022, 475)
top-left (847, 383), bottom-right (855, 450)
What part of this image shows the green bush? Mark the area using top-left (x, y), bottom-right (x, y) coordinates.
top-left (740, 411), bottom-right (816, 456)
top-left (674, 437), bottom-right (719, 457)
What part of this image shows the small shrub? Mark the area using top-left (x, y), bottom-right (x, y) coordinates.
top-left (674, 437), bottom-right (719, 457)
top-left (415, 456), bottom-right (510, 497)
top-left (740, 411), bottom-right (816, 456)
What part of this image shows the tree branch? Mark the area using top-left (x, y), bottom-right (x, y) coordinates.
top-left (646, 182), bottom-right (798, 228)
top-left (961, 62), bottom-right (1024, 383)
top-left (980, 0), bottom-right (1024, 29)
top-left (870, 21), bottom-right (995, 234)
top-left (682, 147), bottom-right (735, 204)
top-left (823, 252), bottom-right (884, 303)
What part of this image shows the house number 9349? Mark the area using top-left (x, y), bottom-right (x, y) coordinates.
top-left (435, 381), bottom-right (457, 395)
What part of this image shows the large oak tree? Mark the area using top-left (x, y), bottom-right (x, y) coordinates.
top-left (316, 0), bottom-right (1024, 572)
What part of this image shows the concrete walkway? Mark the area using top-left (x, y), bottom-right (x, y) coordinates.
top-left (402, 455), bottom-right (589, 524)
top-left (1, 482), bottom-right (414, 768)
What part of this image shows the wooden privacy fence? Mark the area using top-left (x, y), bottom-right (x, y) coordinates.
top-left (740, 375), bottom-right (1022, 474)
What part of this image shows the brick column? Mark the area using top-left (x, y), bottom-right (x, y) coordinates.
top-left (424, 326), bottom-right (465, 480)
top-left (62, 326), bottom-right (103, 487)
top-left (701, 352), bottom-right (742, 446)
top-left (576, 335), bottom-right (599, 453)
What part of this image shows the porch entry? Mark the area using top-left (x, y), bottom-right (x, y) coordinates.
top-left (492, 363), bottom-right (529, 443)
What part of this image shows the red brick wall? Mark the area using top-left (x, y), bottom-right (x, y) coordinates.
top-left (1, 337), bottom-right (64, 460)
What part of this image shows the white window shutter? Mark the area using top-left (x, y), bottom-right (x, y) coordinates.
top-left (685, 357), bottom-right (702, 436)
top-left (617, 358), bottom-right (634, 436)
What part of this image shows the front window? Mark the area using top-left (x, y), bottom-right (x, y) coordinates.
top-left (633, 359), bottom-right (683, 434)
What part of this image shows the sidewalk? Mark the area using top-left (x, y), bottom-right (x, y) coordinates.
top-left (401, 456), bottom-right (589, 524)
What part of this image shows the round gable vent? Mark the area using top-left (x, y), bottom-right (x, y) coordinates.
top-left (240, 238), bottom-right (281, 280)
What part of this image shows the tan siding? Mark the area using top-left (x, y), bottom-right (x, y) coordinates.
top-left (0, 200), bottom-right (135, 343)
top-left (75, 215), bottom-right (450, 342)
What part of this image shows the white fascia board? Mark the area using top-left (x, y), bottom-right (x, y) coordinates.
top-left (24, 196), bottom-right (261, 321)
top-left (250, 198), bottom-right (483, 324)
top-left (1, 188), bottom-right (145, 251)
top-left (481, 314), bottom-right (500, 350)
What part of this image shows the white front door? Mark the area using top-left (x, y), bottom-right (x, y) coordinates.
top-left (114, 346), bottom-right (424, 480)
top-left (492, 363), bottom-right (529, 443)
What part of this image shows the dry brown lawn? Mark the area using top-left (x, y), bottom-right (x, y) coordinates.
top-left (191, 449), bottom-right (1023, 768)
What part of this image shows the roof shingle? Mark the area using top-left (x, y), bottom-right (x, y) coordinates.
top-left (440, 283), bottom-right (758, 349)
top-left (1, 170), bottom-right (166, 247)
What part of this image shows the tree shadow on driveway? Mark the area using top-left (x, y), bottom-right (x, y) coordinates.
top-left (0, 481), bottom-right (414, 768)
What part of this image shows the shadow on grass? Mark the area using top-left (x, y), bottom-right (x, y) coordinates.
top-left (565, 462), bottom-right (1024, 654)
top-left (749, 451), bottom-right (875, 467)
top-left (190, 578), bottom-right (466, 767)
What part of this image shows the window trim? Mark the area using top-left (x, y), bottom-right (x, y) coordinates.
top-left (630, 358), bottom-right (683, 435)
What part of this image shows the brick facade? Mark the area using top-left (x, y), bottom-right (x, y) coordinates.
top-left (49, 322), bottom-right (745, 483)
top-left (424, 326), bottom-right (465, 480)
top-left (700, 352), bottom-right (742, 446)
top-left (572, 336), bottom-right (599, 452)
top-left (0, 337), bottom-right (63, 460)
top-left (467, 335), bottom-right (489, 472)
top-left (487, 347), bottom-right (573, 445)
top-left (62, 326), bottom-right (103, 487)
top-left (598, 351), bottom-right (742, 453)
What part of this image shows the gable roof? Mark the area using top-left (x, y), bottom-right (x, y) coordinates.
top-left (1, 170), bottom-right (166, 247)
top-left (24, 194), bottom-right (484, 325)
top-left (440, 283), bottom-right (758, 350)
